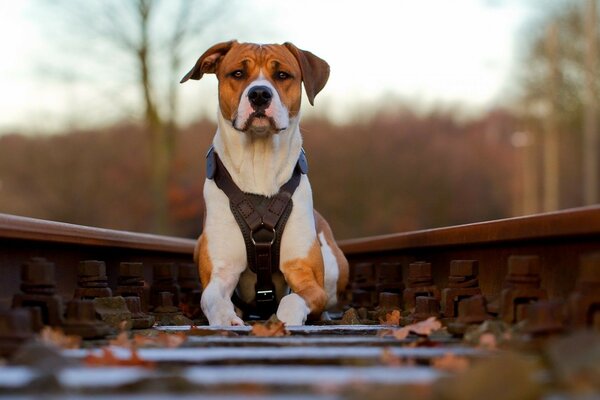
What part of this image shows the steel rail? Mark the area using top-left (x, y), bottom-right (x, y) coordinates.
top-left (338, 206), bottom-right (600, 255)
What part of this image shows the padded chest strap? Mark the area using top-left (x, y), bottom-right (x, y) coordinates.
top-left (206, 146), bottom-right (306, 318)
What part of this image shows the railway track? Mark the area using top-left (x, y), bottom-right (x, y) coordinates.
top-left (0, 207), bottom-right (599, 399)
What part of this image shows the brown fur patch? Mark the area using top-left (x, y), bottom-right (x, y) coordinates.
top-left (196, 234), bottom-right (212, 289)
top-left (314, 210), bottom-right (350, 294)
top-left (280, 239), bottom-right (327, 314)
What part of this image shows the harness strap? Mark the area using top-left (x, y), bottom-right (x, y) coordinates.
top-left (206, 146), bottom-right (306, 318)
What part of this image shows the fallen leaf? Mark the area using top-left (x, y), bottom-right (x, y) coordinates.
top-left (84, 347), bottom-right (155, 368)
top-left (432, 353), bottom-right (470, 373)
top-left (378, 317), bottom-right (442, 340)
top-left (250, 319), bottom-right (289, 337)
top-left (39, 326), bottom-right (81, 349)
top-left (133, 332), bottom-right (187, 348)
top-left (109, 331), bottom-right (131, 348)
top-left (392, 327), bottom-right (410, 340)
top-left (408, 317), bottom-right (442, 336)
top-left (379, 310), bottom-right (401, 326)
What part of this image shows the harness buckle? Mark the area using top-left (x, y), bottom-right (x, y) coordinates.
top-left (256, 289), bottom-right (276, 303)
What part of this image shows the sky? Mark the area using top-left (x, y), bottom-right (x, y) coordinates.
top-left (0, 0), bottom-right (533, 134)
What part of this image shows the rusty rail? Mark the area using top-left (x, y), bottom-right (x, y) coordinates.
top-left (338, 206), bottom-right (600, 301)
top-left (0, 213), bottom-right (195, 308)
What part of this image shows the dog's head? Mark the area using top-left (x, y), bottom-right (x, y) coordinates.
top-left (181, 41), bottom-right (330, 135)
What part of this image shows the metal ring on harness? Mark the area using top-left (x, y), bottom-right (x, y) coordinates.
top-left (251, 225), bottom-right (276, 246)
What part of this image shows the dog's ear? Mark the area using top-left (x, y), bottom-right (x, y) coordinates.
top-left (180, 40), bottom-right (237, 83)
top-left (284, 42), bottom-right (330, 105)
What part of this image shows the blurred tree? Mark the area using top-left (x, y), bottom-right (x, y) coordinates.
top-left (583, 0), bottom-right (599, 205)
top-left (38, 0), bottom-right (229, 233)
top-left (518, 0), bottom-right (600, 210)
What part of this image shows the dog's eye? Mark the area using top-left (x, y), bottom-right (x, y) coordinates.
top-left (276, 71), bottom-right (291, 80)
top-left (229, 70), bottom-right (244, 79)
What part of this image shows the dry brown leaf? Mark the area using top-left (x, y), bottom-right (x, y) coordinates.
top-left (392, 327), bottom-right (410, 340)
top-left (379, 310), bottom-right (402, 326)
top-left (250, 319), bottom-right (289, 337)
top-left (378, 317), bottom-right (442, 340)
top-left (109, 331), bottom-right (131, 348)
top-left (39, 326), bottom-right (81, 349)
top-left (406, 317), bottom-right (442, 336)
top-left (84, 347), bottom-right (155, 368)
top-left (133, 332), bottom-right (187, 348)
top-left (432, 353), bottom-right (470, 372)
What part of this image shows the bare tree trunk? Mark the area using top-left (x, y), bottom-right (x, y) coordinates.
top-left (137, 0), bottom-right (170, 233)
top-left (523, 129), bottom-right (539, 215)
top-left (583, 0), bottom-right (599, 205)
top-left (544, 22), bottom-right (561, 212)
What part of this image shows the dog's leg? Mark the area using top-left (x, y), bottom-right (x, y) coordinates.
top-left (199, 180), bottom-right (247, 326)
top-left (198, 236), bottom-right (244, 326)
top-left (314, 210), bottom-right (349, 308)
top-left (201, 269), bottom-right (245, 326)
top-left (277, 239), bottom-right (327, 325)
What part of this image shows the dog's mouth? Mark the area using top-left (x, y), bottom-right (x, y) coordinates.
top-left (234, 111), bottom-right (286, 134)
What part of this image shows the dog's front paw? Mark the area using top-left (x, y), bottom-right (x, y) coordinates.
top-left (208, 310), bottom-right (245, 327)
top-left (276, 293), bottom-right (309, 326)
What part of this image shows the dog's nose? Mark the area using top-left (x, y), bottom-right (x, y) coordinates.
top-left (248, 85), bottom-right (272, 109)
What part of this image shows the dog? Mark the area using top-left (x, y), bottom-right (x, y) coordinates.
top-left (181, 40), bottom-right (348, 326)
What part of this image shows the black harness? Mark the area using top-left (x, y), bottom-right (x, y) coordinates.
top-left (206, 146), bottom-right (308, 319)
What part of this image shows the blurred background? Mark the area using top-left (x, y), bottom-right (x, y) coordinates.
top-left (0, 0), bottom-right (598, 239)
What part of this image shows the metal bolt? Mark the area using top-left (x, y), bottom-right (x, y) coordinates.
top-left (375, 262), bottom-right (402, 283)
top-left (119, 262), bottom-right (144, 278)
top-left (409, 262), bottom-right (432, 279)
top-left (450, 260), bottom-right (478, 277)
top-left (63, 299), bottom-right (112, 339)
top-left (124, 296), bottom-right (155, 329)
top-left (378, 292), bottom-right (402, 310)
top-left (507, 255), bottom-right (540, 276)
top-left (413, 296), bottom-right (440, 321)
top-left (78, 260), bottom-right (106, 278)
top-left (124, 296), bottom-right (142, 314)
top-left (456, 295), bottom-right (490, 324)
top-left (65, 299), bottom-right (97, 322)
top-left (20, 257), bottom-right (56, 292)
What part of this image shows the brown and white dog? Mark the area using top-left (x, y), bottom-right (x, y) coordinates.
top-left (181, 40), bottom-right (348, 326)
